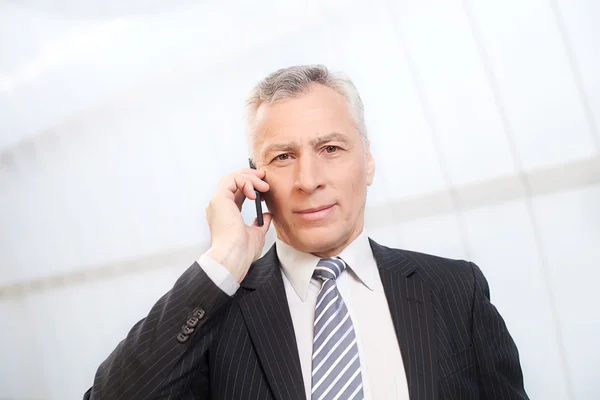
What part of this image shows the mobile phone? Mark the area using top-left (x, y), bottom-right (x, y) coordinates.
top-left (248, 158), bottom-right (264, 226)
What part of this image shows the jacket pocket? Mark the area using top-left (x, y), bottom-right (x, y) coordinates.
top-left (439, 345), bottom-right (476, 380)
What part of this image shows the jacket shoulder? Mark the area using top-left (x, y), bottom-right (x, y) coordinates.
top-left (375, 241), bottom-right (476, 290)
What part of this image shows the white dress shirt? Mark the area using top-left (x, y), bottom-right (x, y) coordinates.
top-left (199, 230), bottom-right (410, 399)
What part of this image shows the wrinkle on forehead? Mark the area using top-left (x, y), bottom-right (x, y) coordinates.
top-left (251, 84), bottom-right (357, 162)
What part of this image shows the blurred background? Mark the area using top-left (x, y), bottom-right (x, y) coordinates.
top-left (1, 0), bottom-right (599, 399)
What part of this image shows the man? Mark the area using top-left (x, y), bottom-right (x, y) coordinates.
top-left (84, 65), bottom-right (528, 399)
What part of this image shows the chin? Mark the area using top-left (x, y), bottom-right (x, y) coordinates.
top-left (293, 227), bottom-right (345, 254)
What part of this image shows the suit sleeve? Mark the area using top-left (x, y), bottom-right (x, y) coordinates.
top-left (470, 262), bottom-right (529, 399)
top-left (83, 261), bottom-right (233, 400)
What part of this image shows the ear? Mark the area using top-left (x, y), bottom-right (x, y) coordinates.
top-left (365, 140), bottom-right (375, 186)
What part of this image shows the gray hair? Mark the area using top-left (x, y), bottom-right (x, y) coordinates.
top-left (244, 64), bottom-right (367, 162)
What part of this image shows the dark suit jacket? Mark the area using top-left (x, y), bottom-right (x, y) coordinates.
top-left (84, 239), bottom-right (528, 399)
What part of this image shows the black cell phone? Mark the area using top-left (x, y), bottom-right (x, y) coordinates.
top-left (248, 158), bottom-right (264, 226)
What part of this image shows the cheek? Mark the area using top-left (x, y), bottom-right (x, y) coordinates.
top-left (348, 182), bottom-right (364, 207)
top-left (341, 177), bottom-right (364, 209)
top-left (349, 164), bottom-right (367, 191)
top-left (347, 172), bottom-right (368, 207)
top-left (263, 179), bottom-right (289, 212)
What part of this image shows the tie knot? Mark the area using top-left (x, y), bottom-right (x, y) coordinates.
top-left (314, 257), bottom-right (346, 281)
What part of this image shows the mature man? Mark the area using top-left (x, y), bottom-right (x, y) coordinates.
top-left (84, 65), bottom-right (528, 399)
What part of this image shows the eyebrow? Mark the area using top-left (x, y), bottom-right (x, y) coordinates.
top-left (311, 132), bottom-right (349, 147)
top-left (261, 132), bottom-right (350, 156)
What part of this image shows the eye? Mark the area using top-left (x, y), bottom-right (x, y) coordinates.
top-left (324, 145), bottom-right (338, 153)
top-left (274, 153), bottom-right (290, 161)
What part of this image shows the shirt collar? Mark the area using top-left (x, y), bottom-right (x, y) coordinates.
top-left (275, 229), bottom-right (376, 302)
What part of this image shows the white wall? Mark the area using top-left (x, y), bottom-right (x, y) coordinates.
top-left (1, 0), bottom-right (599, 399)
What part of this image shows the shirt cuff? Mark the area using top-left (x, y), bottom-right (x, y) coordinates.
top-left (198, 252), bottom-right (240, 296)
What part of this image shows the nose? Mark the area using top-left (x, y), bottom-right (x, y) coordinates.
top-left (293, 154), bottom-right (324, 193)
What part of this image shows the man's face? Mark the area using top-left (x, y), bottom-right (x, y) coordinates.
top-left (254, 83), bottom-right (375, 257)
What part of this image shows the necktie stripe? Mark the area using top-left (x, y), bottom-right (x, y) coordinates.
top-left (313, 320), bottom-right (352, 363)
top-left (311, 257), bottom-right (364, 400)
top-left (313, 307), bottom-right (349, 345)
top-left (314, 290), bottom-right (343, 336)
top-left (312, 329), bottom-right (355, 375)
top-left (315, 284), bottom-right (336, 309)
top-left (314, 353), bottom-right (360, 400)
top-left (344, 382), bottom-right (364, 400)
top-left (312, 339), bottom-right (358, 392)
top-left (313, 293), bottom-right (340, 326)
top-left (314, 266), bottom-right (337, 279)
top-left (312, 337), bottom-right (357, 382)
top-left (319, 259), bottom-right (342, 275)
top-left (313, 313), bottom-right (352, 361)
top-left (331, 368), bottom-right (362, 400)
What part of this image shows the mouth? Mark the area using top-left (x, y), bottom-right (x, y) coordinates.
top-left (294, 204), bottom-right (336, 221)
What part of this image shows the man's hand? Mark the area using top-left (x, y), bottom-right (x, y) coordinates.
top-left (205, 168), bottom-right (273, 283)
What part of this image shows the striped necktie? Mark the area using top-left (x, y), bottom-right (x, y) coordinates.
top-left (311, 257), bottom-right (364, 400)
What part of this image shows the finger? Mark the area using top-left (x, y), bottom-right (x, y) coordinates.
top-left (235, 173), bottom-right (271, 199)
top-left (233, 175), bottom-right (257, 201)
top-left (216, 172), bottom-right (269, 211)
top-left (217, 174), bottom-right (250, 199)
top-left (243, 167), bottom-right (266, 179)
top-left (218, 175), bottom-right (241, 200)
top-left (232, 182), bottom-right (260, 211)
top-left (233, 188), bottom-right (247, 210)
top-left (220, 170), bottom-right (269, 193)
top-left (237, 172), bottom-right (270, 193)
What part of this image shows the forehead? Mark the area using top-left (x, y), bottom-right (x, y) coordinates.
top-left (253, 84), bottom-right (357, 149)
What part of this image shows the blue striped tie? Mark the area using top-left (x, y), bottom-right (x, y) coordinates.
top-left (311, 257), bottom-right (364, 400)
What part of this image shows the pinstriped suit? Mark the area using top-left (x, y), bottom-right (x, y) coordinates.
top-left (83, 239), bottom-right (529, 399)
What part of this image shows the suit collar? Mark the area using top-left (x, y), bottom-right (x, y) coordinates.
top-left (374, 241), bottom-right (439, 399)
top-left (275, 230), bottom-right (377, 301)
top-left (369, 238), bottom-right (415, 276)
top-left (240, 243), bottom-right (279, 290)
top-left (239, 238), bottom-right (438, 400)
top-left (237, 246), bottom-right (306, 400)
top-left (241, 235), bottom-right (387, 291)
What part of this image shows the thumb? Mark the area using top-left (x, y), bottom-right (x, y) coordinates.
top-left (260, 212), bottom-right (273, 233)
top-left (253, 212), bottom-right (272, 235)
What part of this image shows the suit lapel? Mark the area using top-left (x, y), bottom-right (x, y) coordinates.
top-left (370, 239), bottom-right (439, 400)
top-left (237, 245), bottom-right (306, 400)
